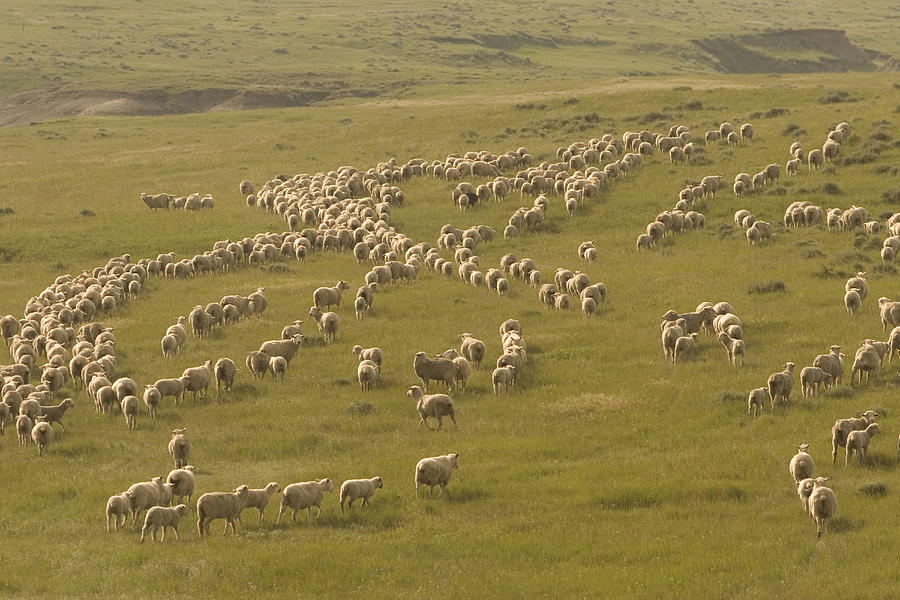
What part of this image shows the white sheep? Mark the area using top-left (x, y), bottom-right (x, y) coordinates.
top-left (808, 477), bottom-right (836, 540)
top-left (415, 453), bottom-right (459, 498)
top-left (831, 410), bottom-right (878, 465)
top-left (844, 290), bottom-right (861, 315)
top-left (142, 385), bottom-right (160, 420)
top-left (31, 418), bottom-right (54, 456)
top-left (800, 367), bottom-right (832, 397)
top-left (106, 493), bottom-right (130, 532)
top-left (196, 485), bottom-right (250, 537)
top-left (309, 306), bottom-right (340, 343)
top-left (789, 443), bottom-right (815, 482)
top-left (358, 361), bottom-right (379, 392)
top-left (168, 428), bottom-right (191, 468)
top-left (408, 385), bottom-right (456, 430)
top-left (492, 365), bottom-right (516, 395)
top-left (166, 466), bottom-right (196, 505)
top-left (241, 482), bottom-right (281, 524)
top-left (767, 362), bottom-right (795, 407)
top-left (313, 280), bottom-right (350, 309)
top-left (352, 345), bottom-right (383, 370)
top-left (717, 332), bottom-right (744, 367)
top-left (277, 479), bottom-right (334, 524)
top-left (339, 477), bottom-right (383, 512)
top-left (124, 477), bottom-right (165, 524)
top-left (747, 387), bottom-right (766, 418)
top-left (673, 333), bottom-right (699, 363)
top-left (269, 355), bottom-right (287, 380)
top-left (846, 423), bottom-right (881, 466)
top-left (140, 504), bottom-right (189, 543)
top-left (797, 478), bottom-right (815, 512)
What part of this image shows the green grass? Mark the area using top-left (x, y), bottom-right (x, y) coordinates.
top-left (1, 71), bottom-right (900, 598)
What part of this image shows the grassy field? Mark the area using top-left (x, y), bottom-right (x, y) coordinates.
top-left (2, 27), bottom-right (900, 600)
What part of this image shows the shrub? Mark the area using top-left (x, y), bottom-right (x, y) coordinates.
top-left (748, 280), bottom-right (786, 294)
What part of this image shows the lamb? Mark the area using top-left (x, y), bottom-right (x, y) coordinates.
top-left (767, 362), bottom-right (795, 407)
top-left (415, 453), bottom-right (459, 498)
top-left (673, 333), bottom-right (699, 363)
top-left (140, 504), bottom-right (189, 543)
top-left (259, 335), bottom-right (304, 364)
top-left (789, 443), bottom-right (815, 482)
top-left (797, 478), bottom-right (815, 512)
top-left (813, 345), bottom-right (845, 385)
top-left (168, 428), bottom-right (191, 468)
top-left (452, 356), bottom-right (471, 391)
top-left (154, 378), bottom-right (184, 406)
top-left (277, 479), bottom-right (334, 524)
top-left (180, 360), bottom-right (213, 403)
top-left (281, 320), bottom-right (304, 340)
top-left (161, 334), bottom-right (179, 359)
top-left (800, 366), bottom-right (832, 397)
top-left (197, 485), bottom-right (250, 537)
top-left (492, 365), bottom-right (516, 395)
top-left (31, 417), bottom-right (54, 456)
top-left (717, 332), bottom-right (744, 367)
top-left (308, 307), bottom-right (340, 343)
top-left (124, 477), bottom-right (165, 524)
top-left (313, 281), bottom-right (351, 309)
top-left (240, 482), bottom-right (281, 524)
top-left (143, 385), bottom-right (161, 419)
top-left (408, 385), bottom-right (456, 430)
top-left (16, 414), bottom-right (32, 446)
top-left (808, 478), bottom-right (836, 540)
top-left (413, 352), bottom-right (456, 392)
top-left (831, 410), bottom-right (878, 465)
top-left (106, 493), bottom-right (130, 532)
top-left (747, 387), bottom-right (766, 417)
top-left (358, 361), bottom-right (379, 391)
top-left (121, 395), bottom-right (139, 431)
top-left (39, 397), bottom-right (74, 430)
top-left (846, 423), bottom-right (881, 466)
top-left (166, 466), bottom-right (196, 505)
top-left (269, 355), bottom-right (287, 380)
top-left (844, 290), bottom-right (861, 315)
top-left (339, 477), bottom-right (383, 512)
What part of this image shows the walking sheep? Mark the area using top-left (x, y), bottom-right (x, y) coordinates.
top-left (408, 385), bottom-right (456, 430)
top-left (789, 444), bottom-right (815, 482)
top-left (800, 367), bottom-right (833, 397)
top-left (415, 453), bottom-right (459, 497)
top-left (106, 493), bottom-right (129, 532)
top-left (339, 477), bottom-right (383, 512)
top-left (277, 479), bottom-right (334, 524)
top-left (196, 485), bottom-right (250, 537)
top-left (413, 352), bottom-right (456, 392)
top-left (121, 396), bottom-right (139, 431)
top-left (214, 358), bottom-right (236, 396)
top-left (168, 428), bottom-right (191, 468)
top-left (831, 410), bottom-right (878, 465)
top-left (240, 482), bottom-right (281, 525)
top-left (808, 478), bottom-right (836, 540)
top-left (166, 466), bottom-right (196, 505)
top-left (308, 307), bottom-right (340, 343)
top-left (846, 423), bottom-right (881, 466)
top-left (767, 362), bottom-right (795, 407)
top-left (748, 387), bottom-right (766, 417)
top-left (140, 505), bottom-right (189, 543)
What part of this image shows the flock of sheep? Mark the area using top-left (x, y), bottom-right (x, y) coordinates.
top-left (1, 106), bottom-right (894, 545)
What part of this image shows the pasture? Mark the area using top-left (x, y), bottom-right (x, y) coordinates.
top-left (1, 12), bottom-right (900, 599)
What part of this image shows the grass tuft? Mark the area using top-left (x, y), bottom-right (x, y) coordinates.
top-left (747, 280), bottom-right (786, 294)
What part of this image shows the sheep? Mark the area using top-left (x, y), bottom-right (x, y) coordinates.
top-left (845, 272), bottom-right (868, 300)
top-left (246, 351), bottom-right (270, 380)
top-left (844, 290), bottom-right (861, 315)
top-left (413, 352), bottom-right (456, 392)
top-left (29, 416), bottom-right (53, 456)
top-left (112, 377), bottom-right (138, 402)
top-left (797, 478), bottom-right (815, 512)
top-left (880, 297), bottom-right (900, 331)
top-left (408, 385), bottom-right (456, 430)
top-left (39, 397), bottom-right (74, 430)
top-left (846, 423), bottom-right (881, 466)
top-left (166, 466), bottom-right (196, 505)
top-left (673, 333), bottom-right (699, 363)
top-left (106, 493), bottom-right (130, 532)
top-left (277, 479), bottom-right (334, 524)
top-left (789, 443), bottom-right (815, 482)
top-left (831, 410), bottom-right (879, 465)
top-left (717, 332), bottom-right (744, 367)
top-left (240, 482), bottom-right (281, 525)
top-left (168, 428), bottom-right (191, 468)
top-left (189, 305), bottom-right (212, 339)
top-left (142, 385), bottom-right (160, 419)
top-left (355, 296), bottom-right (369, 319)
top-left (786, 158), bottom-right (801, 176)
top-left (352, 345), bottom-right (383, 370)
top-left (180, 360), bottom-right (213, 403)
top-left (213, 357), bottom-right (236, 396)
top-left (767, 362), bottom-right (795, 407)
top-left (141, 504), bottom-right (189, 543)
top-left (636, 233), bottom-right (653, 250)
top-left (813, 346), bottom-right (845, 385)
top-left (800, 367), bottom-right (833, 397)
top-left (747, 387), bottom-right (766, 417)
top-left (124, 477), bottom-right (165, 524)
top-left (459, 334), bottom-right (486, 368)
top-left (890, 327), bottom-right (900, 361)
top-left (259, 335), bottom-right (304, 365)
top-left (308, 307), bottom-right (339, 343)
top-left (121, 395), bottom-right (139, 431)
top-left (808, 478), bottom-right (836, 540)
top-left (161, 334), bottom-right (179, 359)
top-left (281, 320), bottom-right (304, 340)
top-left (313, 281), bottom-right (351, 309)
top-left (582, 296), bottom-right (597, 317)
top-left (154, 377), bottom-right (184, 406)
top-left (139, 192), bottom-right (172, 211)
top-left (808, 149), bottom-right (825, 171)
top-left (339, 477), bottom-right (383, 512)
top-left (16, 414), bottom-right (32, 445)
top-left (740, 123), bottom-right (754, 141)
top-left (492, 365), bottom-right (516, 395)
top-left (269, 355), bottom-right (287, 380)
top-left (851, 343), bottom-right (880, 384)
top-left (358, 361), bottom-right (378, 391)
top-left (415, 453), bottom-right (459, 498)
top-left (197, 485), bottom-right (250, 537)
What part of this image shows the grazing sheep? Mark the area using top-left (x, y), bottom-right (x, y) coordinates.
top-left (281, 320), bottom-right (304, 340)
top-left (214, 358), bottom-right (236, 396)
top-left (413, 352), bottom-right (456, 392)
top-left (717, 332), bottom-right (744, 367)
top-left (277, 479), bottom-right (334, 524)
top-left (813, 346), bottom-right (845, 385)
top-left (844, 290), bottom-right (861, 315)
top-left (767, 362), bottom-right (795, 407)
top-left (308, 307), bottom-right (340, 343)
top-left (112, 377), bottom-right (138, 402)
top-left (408, 385), bottom-right (456, 430)
top-left (846, 423), bottom-right (881, 466)
top-left (241, 482), bottom-right (282, 525)
top-left (415, 453), bottom-right (459, 498)
top-left (313, 281), bottom-right (350, 309)
top-left (808, 478), bottom-right (836, 540)
top-left (166, 466), bottom-right (196, 505)
top-left (106, 493), bottom-right (130, 532)
top-left (673, 333), bottom-right (699, 363)
top-left (740, 123), bottom-right (754, 141)
top-left (832, 410), bottom-right (879, 465)
top-left (143, 385), bottom-right (160, 419)
top-left (789, 444), bottom-right (815, 482)
top-left (748, 387), bottom-right (766, 417)
top-left (339, 477), bottom-right (383, 512)
top-left (800, 367), bottom-right (832, 397)
top-left (197, 485), bottom-right (250, 537)
top-left (168, 428), bottom-right (191, 468)
top-left (120, 396), bottom-right (139, 431)
top-left (141, 504), bottom-right (189, 543)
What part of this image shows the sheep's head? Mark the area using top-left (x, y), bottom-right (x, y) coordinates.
top-left (862, 410), bottom-right (878, 422)
top-left (798, 443), bottom-right (809, 452)
top-left (813, 477), bottom-right (829, 487)
top-left (868, 423), bottom-right (882, 436)
top-left (373, 477), bottom-right (383, 489)
top-left (265, 482), bottom-right (281, 495)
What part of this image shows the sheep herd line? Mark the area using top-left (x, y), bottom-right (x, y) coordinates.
top-left (0, 112), bottom-right (888, 542)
